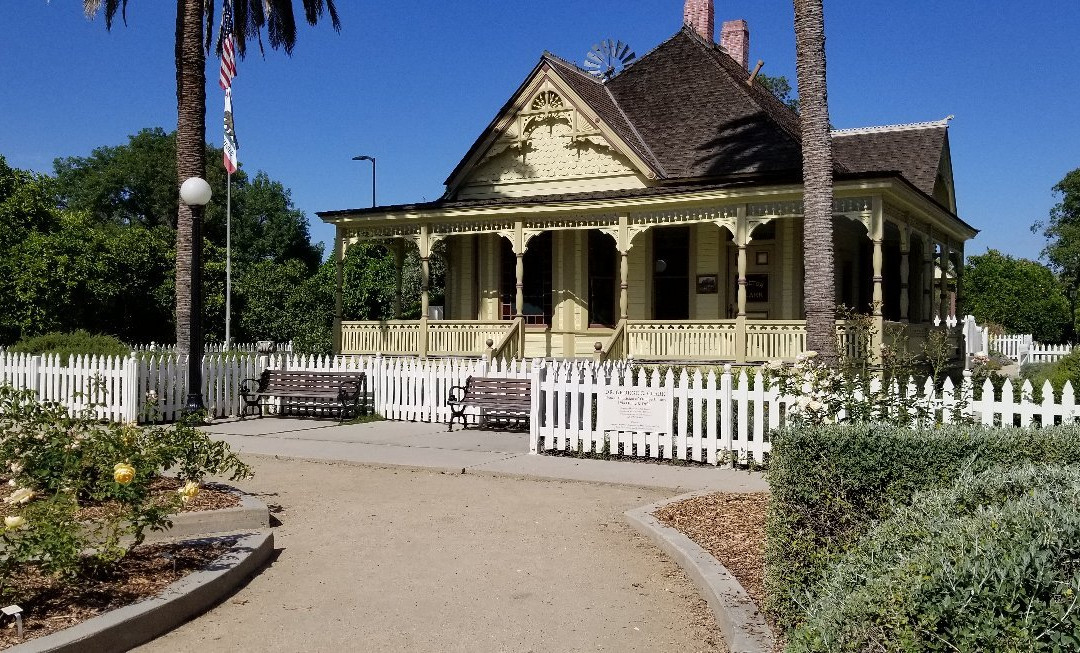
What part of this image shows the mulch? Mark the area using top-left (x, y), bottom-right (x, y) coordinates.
top-left (653, 492), bottom-right (769, 609)
top-left (0, 538), bottom-right (234, 649)
top-left (0, 479), bottom-right (243, 649)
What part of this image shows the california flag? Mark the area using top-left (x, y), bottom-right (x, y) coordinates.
top-left (223, 88), bottom-right (239, 174)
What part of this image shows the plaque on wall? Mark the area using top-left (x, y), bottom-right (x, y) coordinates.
top-left (746, 274), bottom-right (769, 302)
top-left (600, 387), bottom-right (673, 433)
top-left (696, 274), bottom-right (718, 294)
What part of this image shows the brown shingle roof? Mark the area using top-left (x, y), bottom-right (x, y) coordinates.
top-left (832, 122), bottom-right (949, 196)
top-left (606, 28), bottom-right (806, 178)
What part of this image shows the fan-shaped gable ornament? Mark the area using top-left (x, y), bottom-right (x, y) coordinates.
top-left (584, 39), bottom-right (636, 81)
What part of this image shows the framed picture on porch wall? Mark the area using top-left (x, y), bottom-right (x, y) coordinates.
top-left (755, 251), bottom-right (769, 265)
top-left (696, 274), bottom-right (718, 294)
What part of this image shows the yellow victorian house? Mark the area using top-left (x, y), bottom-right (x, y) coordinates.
top-left (319, 1), bottom-right (976, 362)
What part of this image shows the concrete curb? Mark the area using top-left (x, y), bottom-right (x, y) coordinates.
top-left (625, 492), bottom-right (776, 653)
top-left (140, 493), bottom-right (270, 545)
top-left (7, 530), bottom-right (274, 653)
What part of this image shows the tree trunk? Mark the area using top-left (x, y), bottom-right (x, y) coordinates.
top-left (794, 0), bottom-right (838, 362)
top-left (174, 0), bottom-right (206, 351)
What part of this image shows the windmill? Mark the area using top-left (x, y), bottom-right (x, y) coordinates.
top-left (584, 39), bottom-right (636, 81)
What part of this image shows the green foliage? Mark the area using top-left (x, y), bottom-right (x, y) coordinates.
top-left (756, 73), bottom-right (800, 113)
top-left (10, 330), bottom-right (131, 365)
top-left (961, 249), bottom-right (1071, 343)
top-left (1017, 348), bottom-right (1080, 399)
top-left (0, 385), bottom-right (251, 600)
top-left (1034, 168), bottom-right (1080, 338)
top-left (764, 422), bottom-right (1080, 633)
top-left (788, 465), bottom-right (1080, 652)
top-left (3, 212), bottom-right (175, 344)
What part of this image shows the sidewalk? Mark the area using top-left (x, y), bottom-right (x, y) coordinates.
top-left (202, 417), bottom-right (768, 493)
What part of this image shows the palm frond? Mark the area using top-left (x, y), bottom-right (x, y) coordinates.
top-left (83, 0), bottom-right (129, 29)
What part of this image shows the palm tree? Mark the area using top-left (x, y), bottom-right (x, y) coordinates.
top-left (793, 0), bottom-right (838, 362)
top-left (83, 0), bottom-right (340, 351)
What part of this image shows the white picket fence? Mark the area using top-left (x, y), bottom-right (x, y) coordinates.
top-left (7, 350), bottom-right (1080, 467)
top-left (0, 350), bottom-right (530, 425)
top-left (131, 341), bottom-right (294, 354)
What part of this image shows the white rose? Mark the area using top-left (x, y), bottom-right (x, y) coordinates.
top-left (4, 515), bottom-right (26, 530)
top-left (3, 487), bottom-right (34, 505)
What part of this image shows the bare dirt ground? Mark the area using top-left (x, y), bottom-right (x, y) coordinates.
top-left (138, 455), bottom-right (727, 653)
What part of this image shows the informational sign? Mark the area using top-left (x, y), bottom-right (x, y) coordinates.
top-left (600, 387), bottom-right (672, 433)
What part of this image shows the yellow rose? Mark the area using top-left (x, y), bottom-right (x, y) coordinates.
top-left (177, 481), bottom-right (200, 502)
top-left (4, 515), bottom-right (26, 529)
top-left (113, 463), bottom-right (136, 485)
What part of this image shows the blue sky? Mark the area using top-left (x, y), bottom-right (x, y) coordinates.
top-left (2, 1), bottom-right (1077, 261)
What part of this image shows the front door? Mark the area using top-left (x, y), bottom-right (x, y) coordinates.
top-left (652, 226), bottom-right (690, 320)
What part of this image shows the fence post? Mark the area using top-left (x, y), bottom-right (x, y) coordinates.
top-left (123, 351), bottom-right (139, 423)
top-left (528, 359), bottom-right (543, 454)
top-left (28, 355), bottom-right (42, 397)
top-left (720, 364), bottom-right (733, 467)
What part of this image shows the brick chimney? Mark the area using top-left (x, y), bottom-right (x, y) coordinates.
top-left (684, 0), bottom-right (714, 42)
top-left (721, 19), bottom-right (750, 69)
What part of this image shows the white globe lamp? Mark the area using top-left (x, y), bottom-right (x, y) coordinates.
top-left (179, 177), bottom-right (212, 206)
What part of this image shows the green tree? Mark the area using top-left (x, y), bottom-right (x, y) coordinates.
top-left (756, 73), bottom-right (799, 113)
top-left (83, 0), bottom-right (340, 351)
top-left (1034, 168), bottom-right (1080, 339)
top-left (962, 249), bottom-right (1071, 343)
top-left (0, 158), bottom-right (62, 343)
top-left (793, 0), bottom-right (837, 362)
top-left (52, 128), bottom-right (321, 270)
top-left (5, 212), bottom-right (176, 344)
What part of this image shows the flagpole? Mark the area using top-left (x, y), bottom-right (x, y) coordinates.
top-left (225, 171), bottom-right (232, 350)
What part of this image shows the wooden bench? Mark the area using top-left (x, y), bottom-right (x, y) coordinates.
top-left (240, 370), bottom-right (367, 420)
top-left (446, 376), bottom-right (531, 431)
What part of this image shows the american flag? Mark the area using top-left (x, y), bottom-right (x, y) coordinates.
top-left (218, 0), bottom-right (237, 90)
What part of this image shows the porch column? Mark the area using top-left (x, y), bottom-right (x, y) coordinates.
top-left (333, 227), bottom-right (345, 353)
top-left (418, 225), bottom-right (430, 358)
top-left (735, 205), bottom-right (748, 363)
top-left (923, 231), bottom-right (934, 323)
top-left (514, 221), bottom-right (525, 318)
top-left (899, 228), bottom-right (910, 323)
top-left (619, 214), bottom-right (629, 321)
top-left (870, 197), bottom-right (884, 363)
top-left (392, 237), bottom-right (405, 319)
top-left (939, 240), bottom-right (951, 323)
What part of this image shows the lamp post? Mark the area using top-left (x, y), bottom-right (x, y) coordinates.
top-left (352, 155), bottom-right (376, 207)
top-left (179, 176), bottom-right (211, 413)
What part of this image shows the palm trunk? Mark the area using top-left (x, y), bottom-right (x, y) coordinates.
top-left (794, 0), bottom-right (838, 362)
top-left (174, 0), bottom-right (206, 351)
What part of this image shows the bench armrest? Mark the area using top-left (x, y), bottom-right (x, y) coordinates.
top-left (447, 385), bottom-right (467, 404)
top-left (240, 377), bottom-right (263, 398)
top-left (338, 379), bottom-right (363, 399)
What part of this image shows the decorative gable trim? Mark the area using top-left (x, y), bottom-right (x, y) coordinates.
top-left (444, 61), bottom-right (659, 199)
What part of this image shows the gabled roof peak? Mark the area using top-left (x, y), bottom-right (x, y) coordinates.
top-left (832, 116), bottom-right (954, 137)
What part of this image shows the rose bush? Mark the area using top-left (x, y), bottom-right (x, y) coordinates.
top-left (0, 384), bottom-right (251, 600)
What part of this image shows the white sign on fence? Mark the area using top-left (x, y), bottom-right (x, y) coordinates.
top-left (600, 387), bottom-right (672, 433)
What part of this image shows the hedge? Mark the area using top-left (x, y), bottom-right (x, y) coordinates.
top-left (764, 422), bottom-right (1080, 632)
top-left (10, 330), bottom-right (130, 365)
top-left (787, 464), bottom-right (1080, 652)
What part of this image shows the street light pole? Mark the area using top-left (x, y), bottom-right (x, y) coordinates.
top-left (179, 176), bottom-right (212, 414)
top-left (352, 155), bottom-right (376, 207)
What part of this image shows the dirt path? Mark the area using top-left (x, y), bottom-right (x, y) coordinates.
top-left (139, 456), bottom-right (726, 652)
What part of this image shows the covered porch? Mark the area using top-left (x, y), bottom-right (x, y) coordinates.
top-left (325, 182), bottom-right (972, 363)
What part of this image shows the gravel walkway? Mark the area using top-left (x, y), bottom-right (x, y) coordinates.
top-left (138, 455), bottom-right (727, 652)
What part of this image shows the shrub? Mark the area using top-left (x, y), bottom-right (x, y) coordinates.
top-left (788, 465), bottom-right (1080, 652)
top-left (764, 422), bottom-right (1080, 632)
top-left (0, 385), bottom-right (251, 600)
top-left (10, 330), bottom-right (130, 365)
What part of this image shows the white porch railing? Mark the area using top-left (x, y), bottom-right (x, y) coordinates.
top-left (340, 320), bottom-right (517, 357)
top-left (341, 321), bottom-right (422, 355)
top-left (626, 321), bottom-right (738, 360)
top-left (746, 321), bottom-right (806, 361)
